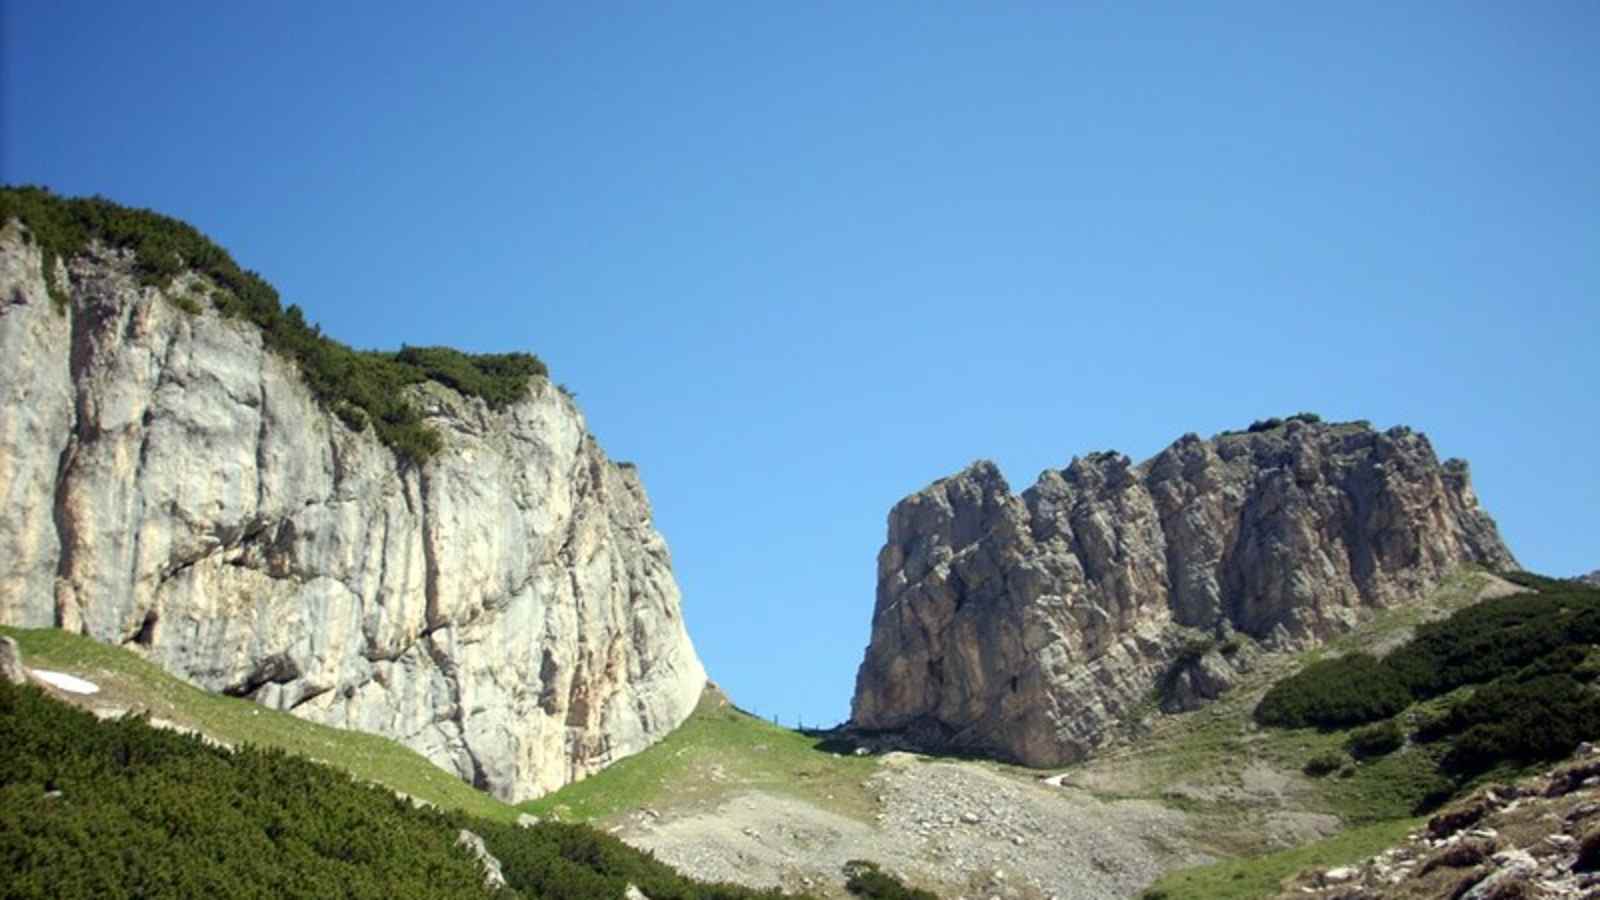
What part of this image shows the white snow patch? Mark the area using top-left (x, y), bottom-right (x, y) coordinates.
top-left (32, 670), bottom-right (100, 695)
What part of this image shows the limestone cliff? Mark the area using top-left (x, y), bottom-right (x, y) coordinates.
top-left (852, 418), bottom-right (1516, 767)
top-left (0, 219), bottom-right (706, 802)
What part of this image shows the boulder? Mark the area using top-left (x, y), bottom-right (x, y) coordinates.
top-left (0, 636), bottom-right (24, 685)
top-left (454, 829), bottom-right (506, 892)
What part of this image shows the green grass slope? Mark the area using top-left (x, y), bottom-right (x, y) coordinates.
top-left (522, 686), bottom-right (879, 824)
top-left (1140, 819), bottom-right (1418, 900)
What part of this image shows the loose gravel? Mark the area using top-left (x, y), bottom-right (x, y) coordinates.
top-left (620, 753), bottom-right (1211, 899)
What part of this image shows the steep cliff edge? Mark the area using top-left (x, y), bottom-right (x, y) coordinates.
top-left (0, 201), bottom-right (706, 802)
top-left (852, 417), bottom-right (1515, 767)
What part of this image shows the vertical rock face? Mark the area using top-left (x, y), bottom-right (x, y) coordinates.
top-left (852, 420), bottom-right (1516, 767)
top-left (0, 223), bottom-right (706, 802)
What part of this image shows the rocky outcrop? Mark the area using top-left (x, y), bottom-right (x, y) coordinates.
top-left (852, 419), bottom-right (1515, 767)
top-left (0, 636), bottom-right (25, 685)
top-left (1278, 745), bottom-right (1600, 899)
top-left (455, 829), bottom-right (508, 892)
top-left (0, 221), bottom-right (706, 802)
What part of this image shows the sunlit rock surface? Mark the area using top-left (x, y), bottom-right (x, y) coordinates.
top-left (0, 224), bottom-right (706, 802)
top-left (853, 417), bottom-right (1515, 766)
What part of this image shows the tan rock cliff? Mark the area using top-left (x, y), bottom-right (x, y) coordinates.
top-left (852, 418), bottom-right (1515, 766)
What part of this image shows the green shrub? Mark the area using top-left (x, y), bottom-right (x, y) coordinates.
top-left (0, 676), bottom-right (807, 900)
top-left (0, 187), bottom-right (547, 465)
top-left (0, 678), bottom-right (495, 899)
top-left (1408, 703), bottom-right (1458, 744)
top-left (841, 861), bottom-right (938, 900)
top-left (394, 346), bottom-right (544, 411)
top-left (1216, 413), bottom-right (1332, 437)
top-left (1174, 632), bottom-right (1217, 664)
top-left (1303, 750), bottom-right (1348, 777)
top-left (1256, 575), bottom-right (1600, 798)
top-left (1345, 720), bottom-right (1404, 759)
top-left (1513, 645), bottom-right (1596, 682)
top-left (470, 819), bottom-right (795, 900)
top-left (1439, 675), bottom-right (1600, 776)
top-left (1254, 654), bottom-right (1412, 729)
top-left (1574, 650), bottom-right (1600, 683)
top-left (1501, 571), bottom-right (1575, 593)
top-left (1248, 572), bottom-right (1600, 817)
top-left (1385, 586), bottom-right (1600, 699)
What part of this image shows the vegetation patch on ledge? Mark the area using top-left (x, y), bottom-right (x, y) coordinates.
top-left (1210, 411), bottom-right (1400, 440)
top-left (0, 185), bottom-right (546, 465)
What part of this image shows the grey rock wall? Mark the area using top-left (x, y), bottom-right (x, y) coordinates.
top-left (0, 223), bottom-right (706, 802)
top-left (852, 418), bottom-right (1515, 767)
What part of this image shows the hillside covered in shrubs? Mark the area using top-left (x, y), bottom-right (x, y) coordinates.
top-left (1254, 572), bottom-right (1600, 803)
top-left (0, 186), bottom-right (546, 464)
top-left (0, 676), bottom-right (806, 900)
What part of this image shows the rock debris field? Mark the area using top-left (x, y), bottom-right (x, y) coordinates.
top-left (620, 753), bottom-right (1209, 900)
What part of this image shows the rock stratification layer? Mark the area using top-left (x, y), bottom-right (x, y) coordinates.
top-left (0, 223), bottom-right (706, 802)
top-left (852, 419), bottom-right (1516, 767)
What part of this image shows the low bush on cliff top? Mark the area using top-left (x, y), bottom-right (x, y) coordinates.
top-left (0, 675), bottom-right (808, 900)
top-left (0, 186), bottom-right (545, 465)
top-left (1215, 411), bottom-right (1326, 437)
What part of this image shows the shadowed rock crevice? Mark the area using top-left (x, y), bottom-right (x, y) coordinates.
top-left (852, 418), bottom-right (1516, 767)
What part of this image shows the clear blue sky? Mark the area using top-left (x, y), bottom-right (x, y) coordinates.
top-left (5, 2), bottom-right (1596, 727)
